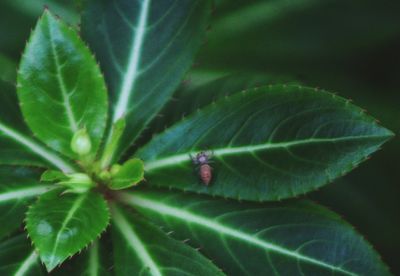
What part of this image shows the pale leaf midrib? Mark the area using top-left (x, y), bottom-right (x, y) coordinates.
top-left (113, 0), bottom-right (151, 122)
top-left (47, 19), bottom-right (78, 132)
top-left (14, 251), bottom-right (39, 276)
top-left (112, 206), bottom-right (162, 276)
top-left (48, 193), bottom-right (88, 268)
top-left (144, 135), bottom-right (387, 171)
top-left (121, 193), bottom-right (357, 276)
top-left (88, 241), bottom-right (99, 276)
top-left (0, 185), bottom-right (50, 203)
top-left (0, 122), bottom-right (75, 173)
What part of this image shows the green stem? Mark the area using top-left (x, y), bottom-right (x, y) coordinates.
top-left (100, 118), bottom-right (126, 169)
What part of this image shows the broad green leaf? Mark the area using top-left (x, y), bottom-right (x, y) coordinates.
top-left (0, 80), bottom-right (75, 172)
top-left (17, 10), bottom-right (108, 159)
top-left (0, 235), bottom-right (45, 276)
top-left (82, 0), bottom-right (212, 162)
top-left (111, 205), bottom-right (224, 276)
top-left (108, 158), bottom-right (144, 190)
top-left (139, 73), bottom-right (300, 144)
top-left (120, 189), bottom-right (390, 276)
top-left (137, 85), bottom-right (393, 201)
top-left (26, 188), bottom-right (110, 271)
top-left (0, 166), bottom-right (50, 240)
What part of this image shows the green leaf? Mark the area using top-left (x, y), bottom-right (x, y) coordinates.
top-left (0, 166), bottom-right (50, 240)
top-left (41, 170), bottom-right (68, 182)
top-left (26, 189), bottom-right (110, 271)
top-left (0, 235), bottom-right (44, 276)
top-left (137, 85), bottom-right (393, 201)
top-left (108, 158), bottom-right (144, 190)
top-left (0, 80), bottom-right (75, 172)
top-left (17, 10), bottom-right (108, 159)
top-left (82, 0), bottom-right (212, 162)
top-left (139, 73), bottom-right (300, 143)
top-left (111, 205), bottom-right (224, 276)
top-left (120, 189), bottom-right (390, 276)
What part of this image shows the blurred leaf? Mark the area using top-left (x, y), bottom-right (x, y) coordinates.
top-left (0, 1), bottom-right (78, 60)
top-left (0, 235), bottom-right (44, 276)
top-left (199, 0), bottom-right (400, 74)
top-left (51, 239), bottom-right (113, 276)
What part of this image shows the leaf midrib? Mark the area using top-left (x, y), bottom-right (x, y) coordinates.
top-left (0, 121), bottom-right (75, 172)
top-left (121, 193), bottom-right (357, 276)
top-left (88, 241), bottom-right (99, 276)
top-left (47, 19), bottom-right (79, 132)
top-left (112, 205), bottom-right (162, 276)
top-left (14, 251), bottom-right (38, 276)
top-left (144, 135), bottom-right (388, 171)
top-left (0, 185), bottom-right (50, 203)
top-left (48, 193), bottom-right (88, 269)
top-left (113, 0), bottom-right (151, 122)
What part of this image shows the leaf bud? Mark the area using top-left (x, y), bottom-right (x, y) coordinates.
top-left (71, 128), bottom-right (92, 155)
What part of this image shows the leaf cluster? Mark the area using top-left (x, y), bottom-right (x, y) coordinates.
top-left (0, 1), bottom-right (394, 275)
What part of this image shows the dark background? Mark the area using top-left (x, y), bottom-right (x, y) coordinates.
top-left (1, 0), bottom-right (399, 274)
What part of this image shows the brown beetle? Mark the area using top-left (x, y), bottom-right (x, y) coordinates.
top-left (191, 151), bottom-right (213, 185)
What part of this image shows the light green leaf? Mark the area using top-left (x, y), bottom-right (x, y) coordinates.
top-left (120, 189), bottom-right (390, 276)
top-left (41, 170), bottom-right (68, 182)
top-left (108, 158), bottom-right (144, 190)
top-left (111, 205), bottom-right (224, 276)
top-left (0, 166), bottom-right (50, 240)
top-left (82, 0), bottom-right (212, 162)
top-left (137, 85), bottom-right (393, 201)
top-left (0, 80), bottom-right (76, 172)
top-left (26, 189), bottom-right (110, 271)
top-left (17, 10), bottom-right (108, 159)
top-left (0, 235), bottom-right (45, 276)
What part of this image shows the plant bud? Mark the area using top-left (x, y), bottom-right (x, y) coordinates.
top-left (99, 170), bottom-right (111, 181)
top-left (110, 164), bottom-right (121, 176)
top-left (58, 173), bottom-right (95, 194)
top-left (71, 128), bottom-right (92, 155)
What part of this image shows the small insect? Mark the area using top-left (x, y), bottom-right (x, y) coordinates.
top-left (191, 151), bottom-right (213, 186)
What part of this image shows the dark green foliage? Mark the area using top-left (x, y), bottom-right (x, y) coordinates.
top-left (0, 0), bottom-right (396, 275)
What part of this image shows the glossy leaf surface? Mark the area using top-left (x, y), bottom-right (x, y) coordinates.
top-left (17, 11), bottom-right (108, 159)
top-left (0, 235), bottom-right (44, 276)
top-left (0, 167), bottom-right (50, 240)
top-left (82, 0), bottom-right (211, 161)
top-left (120, 189), bottom-right (390, 276)
top-left (137, 85), bottom-right (393, 201)
top-left (108, 158), bottom-right (144, 190)
top-left (26, 189), bottom-right (110, 271)
top-left (0, 80), bottom-right (75, 172)
top-left (111, 206), bottom-right (224, 276)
